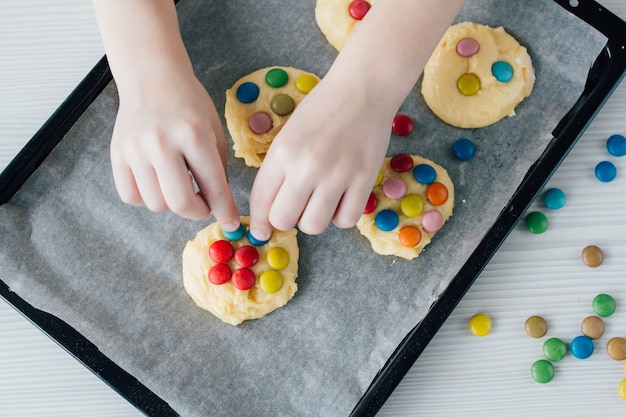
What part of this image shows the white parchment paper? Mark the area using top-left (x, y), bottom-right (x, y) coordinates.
top-left (0, 0), bottom-right (607, 416)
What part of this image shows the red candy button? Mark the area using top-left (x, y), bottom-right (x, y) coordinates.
top-left (363, 192), bottom-right (378, 214)
top-left (232, 268), bottom-right (256, 290)
top-left (234, 245), bottom-right (259, 268)
top-left (390, 153), bottom-right (414, 172)
top-left (208, 263), bottom-right (232, 285)
top-left (209, 240), bottom-right (234, 263)
top-left (348, 0), bottom-right (371, 20)
top-left (392, 114), bottom-right (414, 136)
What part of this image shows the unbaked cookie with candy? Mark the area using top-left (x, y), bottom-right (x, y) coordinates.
top-left (421, 21), bottom-right (535, 128)
top-left (315, 0), bottom-right (374, 50)
top-left (182, 216), bottom-right (299, 326)
top-left (357, 154), bottom-right (454, 260)
top-left (225, 66), bottom-right (320, 167)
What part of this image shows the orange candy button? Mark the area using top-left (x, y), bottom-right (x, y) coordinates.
top-left (426, 182), bottom-right (449, 205)
top-left (399, 226), bottom-right (422, 247)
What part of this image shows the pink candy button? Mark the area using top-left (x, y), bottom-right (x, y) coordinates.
top-left (456, 38), bottom-right (480, 57)
top-left (422, 210), bottom-right (443, 232)
top-left (382, 178), bottom-right (407, 200)
top-left (248, 112), bottom-right (273, 134)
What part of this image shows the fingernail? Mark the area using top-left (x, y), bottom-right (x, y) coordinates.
top-left (248, 228), bottom-right (271, 246)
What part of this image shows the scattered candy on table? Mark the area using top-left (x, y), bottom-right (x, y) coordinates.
top-left (592, 293), bottom-right (616, 317)
top-left (543, 337), bottom-right (568, 362)
top-left (581, 245), bottom-right (604, 268)
top-left (595, 160), bottom-right (617, 182)
top-left (542, 187), bottom-right (566, 210)
top-left (606, 133), bottom-right (626, 157)
top-left (525, 315), bottom-right (548, 338)
top-left (580, 316), bottom-right (605, 339)
top-left (531, 359), bottom-right (555, 384)
top-left (452, 138), bottom-right (476, 161)
top-left (525, 211), bottom-right (548, 234)
top-left (570, 335), bottom-right (594, 359)
top-left (469, 313), bottom-right (492, 336)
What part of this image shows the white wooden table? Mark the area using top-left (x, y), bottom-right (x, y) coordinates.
top-left (1, 1), bottom-right (626, 416)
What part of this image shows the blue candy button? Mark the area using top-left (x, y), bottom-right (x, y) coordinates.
top-left (375, 209), bottom-right (399, 231)
top-left (236, 82), bottom-right (260, 103)
top-left (492, 61), bottom-right (514, 83)
top-left (595, 161), bottom-right (617, 182)
top-left (542, 187), bottom-right (566, 210)
top-left (453, 138), bottom-right (476, 161)
top-left (247, 229), bottom-right (270, 246)
top-left (607, 134), bottom-right (626, 157)
top-left (222, 223), bottom-right (246, 241)
top-left (413, 164), bottom-right (437, 184)
top-left (570, 335), bottom-right (594, 359)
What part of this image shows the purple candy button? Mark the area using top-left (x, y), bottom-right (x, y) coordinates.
top-left (248, 112), bottom-right (273, 134)
top-left (456, 38), bottom-right (480, 57)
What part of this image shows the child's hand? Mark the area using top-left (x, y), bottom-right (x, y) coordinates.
top-left (110, 73), bottom-right (240, 229)
top-left (248, 69), bottom-right (394, 239)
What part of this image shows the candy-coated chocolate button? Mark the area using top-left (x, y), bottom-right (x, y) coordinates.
top-left (373, 170), bottom-right (383, 187)
top-left (295, 74), bottom-right (319, 93)
top-left (531, 359), bottom-right (554, 384)
top-left (453, 138), bottom-right (476, 161)
top-left (375, 209), bottom-right (399, 231)
top-left (348, 0), bottom-right (371, 20)
top-left (363, 192), bottom-right (378, 214)
top-left (525, 211), bottom-right (548, 234)
top-left (542, 187), bottom-right (566, 210)
top-left (209, 240), bottom-right (234, 263)
top-left (248, 112), bottom-right (273, 134)
top-left (231, 268), bottom-right (256, 291)
top-left (390, 153), bottom-right (414, 172)
top-left (570, 335), bottom-right (594, 359)
top-left (619, 379), bottom-right (626, 401)
top-left (400, 194), bottom-right (424, 217)
top-left (469, 313), bottom-right (492, 336)
top-left (234, 245), bottom-right (259, 268)
top-left (422, 210), bottom-right (444, 233)
top-left (606, 337), bottom-right (626, 361)
top-left (457, 73), bottom-right (481, 96)
top-left (265, 68), bottom-right (288, 88)
top-left (259, 270), bottom-right (284, 293)
top-left (607, 134), bottom-right (626, 157)
top-left (525, 315), bottom-right (548, 338)
top-left (247, 230), bottom-right (270, 246)
top-left (593, 293), bottom-right (616, 317)
top-left (543, 337), bottom-right (567, 361)
top-left (267, 247), bottom-right (290, 270)
top-left (208, 263), bottom-right (232, 285)
top-left (595, 160), bottom-right (617, 182)
top-left (398, 226), bottom-right (422, 247)
top-left (413, 164), bottom-right (437, 184)
top-left (392, 114), bottom-right (414, 136)
top-left (382, 178), bottom-right (407, 200)
top-left (270, 94), bottom-right (295, 116)
top-left (581, 245), bottom-right (604, 267)
top-left (456, 37), bottom-right (480, 57)
top-left (236, 81), bottom-right (260, 103)
top-left (222, 223), bottom-right (246, 241)
top-left (491, 61), bottom-right (514, 83)
top-left (426, 182), bottom-right (448, 205)
top-left (581, 316), bottom-right (605, 339)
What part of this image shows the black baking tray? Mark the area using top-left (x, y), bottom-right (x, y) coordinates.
top-left (1, 1), bottom-right (625, 416)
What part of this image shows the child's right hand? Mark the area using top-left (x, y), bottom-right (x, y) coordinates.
top-left (110, 70), bottom-right (240, 229)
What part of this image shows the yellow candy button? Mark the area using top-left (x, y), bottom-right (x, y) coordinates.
top-left (400, 194), bottom-right (424, 218)
top-left (259, 270), bottom-right (284, 293)
top-left (374, 170), bottom-right (384, 187)
top-left (457, 73), bottom-right (481, 96)
top-left (267, 247), bottom-right (290, 270)
top-left (469, 313), bottom-right (492, 336)
top-left (619, 379), bottom-right (626, 401)
top-left (295, 74), bottom-right (319, 94)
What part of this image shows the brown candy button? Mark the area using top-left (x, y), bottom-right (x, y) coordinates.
top-left (607, 337), bottom-right (626, 361)
top-left (581, 245), bottom-right (604, 267)
top-left (581, 316), bottom-right (605, 339)
top-left (525, 315), bottom-right (548, 338)
top-left (270, 94), bottom-right (295, 116)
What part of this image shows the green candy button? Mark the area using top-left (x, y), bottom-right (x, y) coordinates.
top-left (543, 337), bottom-right (567, 362)
top-left (593, 293), bottom-right (616, 317)
top-left (265, 68), bottom-right (289, 88)
top-left (531, 359), bottom-right (555, 383)
top-left (525, 211), bottom-right (548, 234)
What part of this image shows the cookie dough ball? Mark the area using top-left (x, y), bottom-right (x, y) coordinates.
top-left (182, 216), bottom-right (299, 325)
top-left (315, 0), bottom-right (374, 50)
top-left (421, 22), bottom-right (535, 128)
top-left (225, 66), bottom-right (320, 167)
top-left (357, 154), bottom-right (454, 260)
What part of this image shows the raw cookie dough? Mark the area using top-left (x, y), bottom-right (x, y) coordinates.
top-left (225, 66), bottom-right (320, 167)
top-left (315, 0), bottom-right (374, 50)
top-left (421, 22), bottom-right (535, 128)
top-left (357, 154), bottom-right (454, 260)
top-left (182, 216), bottom-right (299, 326)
